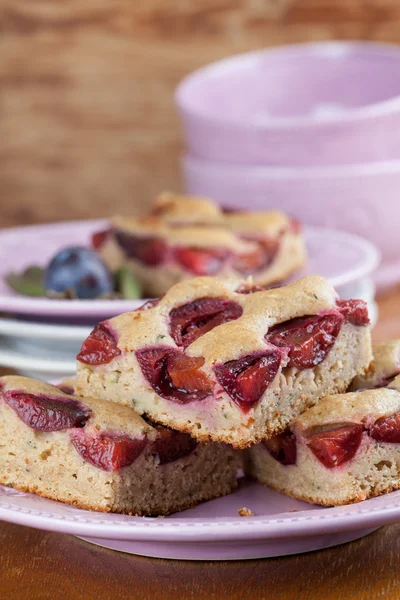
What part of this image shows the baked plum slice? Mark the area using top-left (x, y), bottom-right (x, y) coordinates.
top-left (170, 298), bottom-right (243, 349)
top-left (167, 353), bottom-right (212, 392)
top-left (4, 391), bottom-right (91, 432)
top-left (174, 247), bottom-right (230, 275)
top-left (264, 431), bottom-right (297, 465)
top-left (305, 424), bottom-right (363, 468)
top-left (369, 413), bottom-right (400, 443)
top-left (337, 299), bottom-right (369, 326)
top-left (151, 426), bottom-right (198, 465)
top-left (234, 238), bottom-right (279, 275)
top-left (91, 228), bottom-right (111, 250)
top-left (114, 231), bottom-right (167, 266)
top-left (136, 347), bottom-right (213, 403)
top-left (265, 312), bottom-right (344, 370)
top-left (77, 323), bottom-right (121, 366)
top-left (70, 430), bottom-right (147, 471)
top-left (214, 350), bottom-right (282, 412)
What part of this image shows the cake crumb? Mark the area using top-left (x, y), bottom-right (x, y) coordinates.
top-left (238, 506), bottom-right (255, 517)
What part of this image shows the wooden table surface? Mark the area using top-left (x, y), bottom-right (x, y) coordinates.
top-left (1, 287), bottom-right (400, 599)
top-left (3, 0), bottom-right (400, 227)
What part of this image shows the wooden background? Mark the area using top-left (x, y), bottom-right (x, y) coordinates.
top-left (2, 0), bottom-right (400, 228)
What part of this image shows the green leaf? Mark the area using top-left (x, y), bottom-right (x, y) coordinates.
top-left (5, 265), bottom-right (46, 297)
top-left (114, 267), bottom-right (142, 300)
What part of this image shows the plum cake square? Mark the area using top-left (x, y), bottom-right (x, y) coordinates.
top-left (245, 375), bottom-right (400, 506)
top-left (92, 192), bottom-right (306, 297)
top-left (76, 275), bottom-right (372, 448)
top-left (0, 376), bottom-right (238, 515)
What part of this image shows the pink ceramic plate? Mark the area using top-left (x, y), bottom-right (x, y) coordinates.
top-left (0, 220), bottom-right (147, 319)
top-left (0, 480), bottom-right (399, 559)
top-left (0, 220), bottom-right (379, 320)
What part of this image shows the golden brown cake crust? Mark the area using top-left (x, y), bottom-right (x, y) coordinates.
top-left (113, 192), bottom-right (293, 240)
top-left (1, 375), bottom-right (153, 438)
top-left (104, 275), bottom-right (338, 360)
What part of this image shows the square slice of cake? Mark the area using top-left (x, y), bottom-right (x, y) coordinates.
top-left (0, 376), bottom-right (238, 515)
top-left (93, 192), bottom-right (306, 297)
top-left (76, 275), bottom-right (372, 448)
top-left (245, 376), bottom-right (400, 506)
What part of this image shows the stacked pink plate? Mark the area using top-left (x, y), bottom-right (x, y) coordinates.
top-left (176, 41), bottom-right (400, 290)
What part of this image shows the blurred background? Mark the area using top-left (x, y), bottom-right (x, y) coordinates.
top-left (2, 0), bottom-right (399, 227)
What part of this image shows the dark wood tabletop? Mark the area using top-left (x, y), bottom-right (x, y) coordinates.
top-left (1, 520), bottom-right (400, 599)
top-left (1, 286), bottom-right (400, 599)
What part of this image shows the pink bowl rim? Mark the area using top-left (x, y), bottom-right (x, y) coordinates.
top-left (176, 41), bottom-right (400, 130)
top-left (184, 153), bottom-right (400, 178)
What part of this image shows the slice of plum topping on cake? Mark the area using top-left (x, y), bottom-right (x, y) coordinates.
top-left (174, 247), bottom-right (230, 275)
top-left (169, 298), bottom-right (243, 349)
top-left (114, 231), bottom-right (167, 266)
top-left (91, 229), bottom-right (111, 250)
top-left (265, 312), bottom-right (344, 369)
top-left (167, 354), bottom-right (213, 392)
top-left (214, 350), bottom-right (282, 412)
top-left (77, 323), bottom-right (121, 365)
top-left (4, 391), bottom-right (91, 432)
top-left (369, 413), bottom-right (400, 443)
top-left (233, 239), bottom-right (279, 275)
top-left (70, 430), bottom-right (147, 471)
top-left (337, 299), bottom-right (369, 326)
top-left (305, 424), bottom-right (363, 468)
top-left (136, 348), bottom-right (213, 403)
top-left (263, 431), bottom-right (297, 465)
top-left (151, 426), bottom-right (198, 465)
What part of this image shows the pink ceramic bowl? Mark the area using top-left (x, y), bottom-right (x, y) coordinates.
top-left (176, 42), bottom-right (400, 166)
top-left (183, 154), bottom-right (398, 290)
